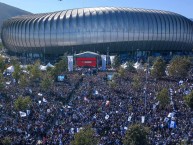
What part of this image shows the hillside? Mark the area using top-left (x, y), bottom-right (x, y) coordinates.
top-left (0, 2), bottom-right (32, 30)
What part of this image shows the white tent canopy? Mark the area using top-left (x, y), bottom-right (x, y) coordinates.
top-left (133, 62), bottom-right (143, 70)
top-left (6, 66), bottom-right (14, 73)
top-left (46, 62), bottom-right (54, 68)
top-left (39, 65), bottom-right (47, 71)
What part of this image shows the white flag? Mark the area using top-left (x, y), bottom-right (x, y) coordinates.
top-left (110, 56), bottom-right (115, 66)
top-left (68, 56), bottom-right (73, 71)
top-left (105, 114), bottom-right (109, 120)
top-left (141, 116), bottom-right (145, 123)
top-left (101, 55), bottom-right (106, 70)
top-left (26, 110), bottom-right (30, 115)
top-left (43, 97), bottom-right (47, 103)
top-left (19, 111), bottom-right (26, 117)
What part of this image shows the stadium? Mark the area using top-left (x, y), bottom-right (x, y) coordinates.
top-left (1, 7), bottom-right (193, 59)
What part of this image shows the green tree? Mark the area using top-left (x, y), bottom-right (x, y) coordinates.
top-left (118, 67), bottom-right (126, 77)
top-left (0, 42), bottom-right (3, 50)
top-left (12, 63), bottom-right (21, 82)
top-left (112, 55), bottom-right (121, 68)
top-left (71, 125), bottom-right (99, 145)
top-left (168, 56), bottom-right (191, 78)
top-left (184, 91), bottom-right (193, 110)
top-left (132, 75), bottom-right (142, 91)
top-left (51, 55), bottom-right (68, 77)
top-left (14, 96), bottom-right (32, 111)
top-left (30, 60), bottom-right (41, 82)
top-left (0, 55), bottom-right (6, 72)
top-left (151, 57), bottom-right (166, 79)
top-left (108, 80), bottom-right (117, 89)
top-left (40, 73), bottom-right (54, 91)
top-left (19, 74), bottom-right (29, 88)
top-left (1, 136), bottom-right (12, 145)
top-left (125, 61), bottom-right (136, 73)
top-left (123, 124), bottom-right (149, 145)
top-left (0, 73), bottom-right (5, 91)
top-left (157, 88), bottom-right (170, 108)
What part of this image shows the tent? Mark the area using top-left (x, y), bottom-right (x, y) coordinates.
top-left (46, 62), bottom-right (54, 68)
top-left (39, 65), bottom-right (47, 71)
top-left (6, 66), bottom-right (14, 73)
top-left (133, 62), bottom-right (143, 70)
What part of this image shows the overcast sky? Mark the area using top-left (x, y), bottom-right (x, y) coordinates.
top-left (0, 0), bottom-right (193, 18)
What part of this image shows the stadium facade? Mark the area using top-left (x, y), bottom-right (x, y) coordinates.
top-left (1, 7), bottom-right (193, 58)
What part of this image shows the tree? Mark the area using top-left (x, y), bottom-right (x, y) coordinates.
top-left (40, 73), bottom-right (54, 91)
top-left (51, 55), bottom-right (68, 77)
top-left (19, 74), bottom-right (29, 88)
top-left (118, 67), bottom-right (126, 77)
top-left (0, 55), bottom-right (5, 72)
top-left (125, 61), bottom-right (136, 73)
top-left (14, 96), bottom-right (32, 111)
top-left (132, 75), bottom-right (142, 91)
top-left (156, 88), bottom-right (170, 108)
top-left (1, 137), bottom-right (12, 145)
top-left (123, 124), bottom-right (149, 145)
top-left (30, 60), bottom-right (41, 82)
top-left (168, 56), bottom-right (191, 78)
top-left (184, 91), bottom-right (193, 110)
top-left (151, 57), bottom-right (166, 79)
top-left (71, 125), bottom-right (99, 145)
top-left (108, 80), bottom-right (117, 89)
top-left (112, 55), bottom-right (121, 68)
top-left (12, 63), bottom-right (21, 82)
top-left (0, 73), bottom-right (5, 91)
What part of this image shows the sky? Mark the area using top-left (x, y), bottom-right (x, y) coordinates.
top-left (0, 0), bottom-right (193, 18)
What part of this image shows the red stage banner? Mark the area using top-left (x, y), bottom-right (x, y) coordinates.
top-left (76, 57), bottom-right (97, 67)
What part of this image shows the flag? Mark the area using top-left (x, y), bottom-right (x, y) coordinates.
top-left (101, 55), bottom-right (106, 70)
top-left (26, 110), bottom-right (30, 115)
top-left (141, 116), bottom-right (145, 123)
top-left (38, 93), bottom-right (43, 96)
top-left (43, 97), bottom-right (47, 103)
top-left (84, 97), bottom-right (89, 103)
top-left (105, 114), bottom-right (109, 120)
top-left (128, 116), bottom-right (132, 122)
top-left (19, 111), bottom-right (26, 117)
top-left (106, 100), bottom-right (110, 106)
top-left (110, 56), bottom-right (115, 66)
top-left (68, 56), bottom-right (73, 71)
top-left (168, 112), bottom-right (175, 118)
top-left (169, 120), bottom-right (177, 128)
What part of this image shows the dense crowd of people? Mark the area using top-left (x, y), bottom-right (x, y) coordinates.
top-left (0, 65), bottom-right (193, 144)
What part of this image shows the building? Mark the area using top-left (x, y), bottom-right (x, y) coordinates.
top-left (1, 7), bottom-right (193, 59)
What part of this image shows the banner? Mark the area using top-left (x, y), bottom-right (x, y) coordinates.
top-left (68, 56), bottom-right (73, 71)
top-left (110, 56), bottom-right (115, 66)
top-left (101, 55), bottom-right (106, 70)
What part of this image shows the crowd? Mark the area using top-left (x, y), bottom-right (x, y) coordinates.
top-left (0, 66), bottom-right (193, 144)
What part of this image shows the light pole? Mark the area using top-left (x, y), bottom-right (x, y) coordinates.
top-left (144, 51), bottom-right (150, 114)
top-left (107, 47), bottom-right (109, 68)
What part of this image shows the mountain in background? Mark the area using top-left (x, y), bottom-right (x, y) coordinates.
top-left (0, 2), bottom-right (32, 30)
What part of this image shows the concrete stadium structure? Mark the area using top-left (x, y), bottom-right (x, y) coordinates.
top-left (1, 7), bottom-right (193, 57)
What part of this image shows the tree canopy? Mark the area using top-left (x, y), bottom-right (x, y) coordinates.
top-left (156, 88), bottom-right (170, 108)
top-left (71, 125), bottom-right (99, 145)
top-left (123, 124), bottom-right (149, 145)
top-left (40, 72), bottom-right (54, 91)
top-left (112, 55), bottom-right (121, 68)
top-left (168, 56), bottom-right (191, 78)
top-left (14, 96), bottom-right (32, 111)
top-left (184, 91), bottom-right (193, 110)
top-left (151, 57), bottom-right (166, 79)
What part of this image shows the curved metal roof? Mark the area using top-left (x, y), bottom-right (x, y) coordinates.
top-left (1, 7), bottom-right (193, 54)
